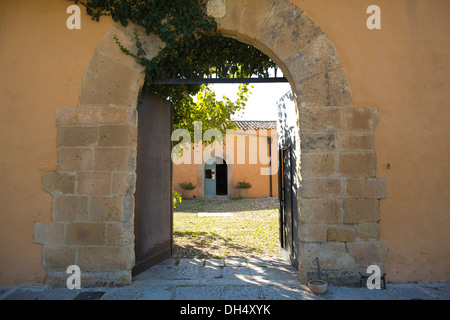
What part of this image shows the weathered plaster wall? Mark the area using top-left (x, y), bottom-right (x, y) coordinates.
top-left (291, 0), bottom-right (450, 282)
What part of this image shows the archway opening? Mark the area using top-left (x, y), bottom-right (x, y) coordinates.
top-left (171, 83), bottom-right (295, 266)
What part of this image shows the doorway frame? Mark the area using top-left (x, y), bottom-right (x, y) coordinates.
top-left (198, 154), bottom-right (234, 199)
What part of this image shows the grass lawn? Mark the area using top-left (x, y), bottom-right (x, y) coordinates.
top-left (173, 197), bottom-right (280, 259)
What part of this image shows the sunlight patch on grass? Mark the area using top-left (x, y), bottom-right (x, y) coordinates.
top-left (173, 198), bottom-right (280, 259)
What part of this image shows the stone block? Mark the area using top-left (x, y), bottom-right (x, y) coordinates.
top-left (57, 106), bottom-right (137, 126)
top-left (327, 226), bottom-right (356, 242)
top-left (236, 0), bottom-right (274, 43)
top-left (301, 153), bottom-right (336, 178)
top-left (42, 171), bottom-right (76, 195)
top-left (365, 178), bottom-right (387, 199)
top-left (65, 223), bottom-right (106, 246)
top-left (79, 50), bottom-right (143, 107)
top-left (299, 107), bottom-right (343, 132)
top-left (77, 246), bottom-right (134, 271)
top-left (300, 179), bottom-right (342, 198)
top-left (109, 23), bottom-right (165, 65)
top-left (213, 0), bottom-right (245, 36)
top-left (322, 179), bottom-right (343, 197)
top-left (57, 126), bottom-right (98, 147)
top-left (58, 148), bottom-right (93, 172)
top-left (356, 223), bottom-right (381, 240)
top-left (106, 222), bottom-right (134, 246)
top-left (94, 147), bottom-right (134, 172)
top-left (56, 106), bottom-right (99, 126)
top-left (34, 223), bottom-right (65, 246)
top-left (294, 68), bottom-right (352, 106)
top-left (335, 225), bottom-right (356, 242)
top-left (285, 34), bottom-right (340, 82)
top-left (299, 224), bottom-right (327, 242)
top-left (98, 106), bottom-right (137, 126)
top-left (339, 153), bottom-right (376, 178)
top-left (45, 270), bottom-right (132, 288)
top-left (301, 132), bottom-right (336, 152)
top-left (344, 199), bottom-right (380, 224)
top-left (344, 179), bottom-right (386, 199)
top-left (337, 132), bottom-right (375, 152)
top-left (342, 106), bottom-right (379, 132)
top-left (258, 1), bottom-right (322, 61)
top-left (346, 241), bottom-right (386, 267)
top-left (81, 270), bottom-right (132, 287)
top-left (299, 179), bottom-right (323, 198)
top-left (43, 246), bottom-right (76, 270)
top-left (299, 242), bottom-right (355, 271)
top-left (90, 196), bottom-right (125, 222)
top-left (77, 172), bottom-right (111, 196)
top-left (94, 25), bottom-right (145, 72)
top-left (112, 172), bottom-right (136, 196)
top-left (326, 68), bottom-right (353, 106)
top-left (53, 195), bottom-right (89, 222)
top-left (122, 195), bottom-right (135, 222)
top-left (343, 179), bottom-right (365, 198)
top-left (326, 227), bottom-right (338, 241)
top-left (98, 125), bottom-right (135, 147)
top-left (207, 0), bottom-right (227, 18)
top-left (300, 199), bottom-right (343, 224)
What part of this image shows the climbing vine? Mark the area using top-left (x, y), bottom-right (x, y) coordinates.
top-left (71, 0), bottom-right (276, 130)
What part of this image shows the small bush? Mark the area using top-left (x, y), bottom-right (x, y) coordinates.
top-left (235, 180), bottom-right (252, 189)
top-left (179, 181), bottom-right (196, 190)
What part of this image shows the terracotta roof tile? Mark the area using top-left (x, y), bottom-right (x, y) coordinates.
top-left (233, 120), bottom-right (277, 130)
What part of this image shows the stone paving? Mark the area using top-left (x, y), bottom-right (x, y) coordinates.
top-left (1, 257), bottom-right (450, 300)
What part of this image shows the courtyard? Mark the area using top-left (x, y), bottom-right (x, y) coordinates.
top-left (173, 198), bottom-right (280, 259)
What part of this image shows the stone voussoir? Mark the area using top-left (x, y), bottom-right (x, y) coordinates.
top-left (258, 0), bottom-right (322, 62)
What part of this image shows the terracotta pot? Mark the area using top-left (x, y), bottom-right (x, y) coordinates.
top-left (307, 279), bottom-right (328, 294)
top-left (238, 188), bottom-right (249, 198)
top-left (182, 189), bottom-right (193, 200)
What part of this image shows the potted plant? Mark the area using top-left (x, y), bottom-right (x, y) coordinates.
top-left (235, 179), bottom-right (252, 198)
top-left (179, 181), bottom-right (196, 200)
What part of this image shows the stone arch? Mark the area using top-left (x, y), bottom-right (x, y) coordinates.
top-left (35, 0), bottom-right (386, 287)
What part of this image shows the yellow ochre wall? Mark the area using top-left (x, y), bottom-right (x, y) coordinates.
top-left (0, 0), bottom-right (113, 285)
top-left (0, 0), bottom-right (449, 285)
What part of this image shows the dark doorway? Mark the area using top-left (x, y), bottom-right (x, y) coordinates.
top-left (216, 159), bottom-right (228, 196)
top-left (204, 157), bottom-right (228, 196)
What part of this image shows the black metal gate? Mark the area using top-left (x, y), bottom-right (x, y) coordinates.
top-left (151, 66), bottom-right (287, 85)
top-left (279, 146), bottom-right (296, 266)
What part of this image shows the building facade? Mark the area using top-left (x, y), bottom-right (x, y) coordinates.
top-left (173, 121), bottom-right (279, 199)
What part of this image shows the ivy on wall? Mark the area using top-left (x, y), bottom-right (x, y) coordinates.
top-left (71, 0), bottom-right (276, 131)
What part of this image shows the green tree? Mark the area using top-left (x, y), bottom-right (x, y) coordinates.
top-left (173, 83), bottom-right (251, 136)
